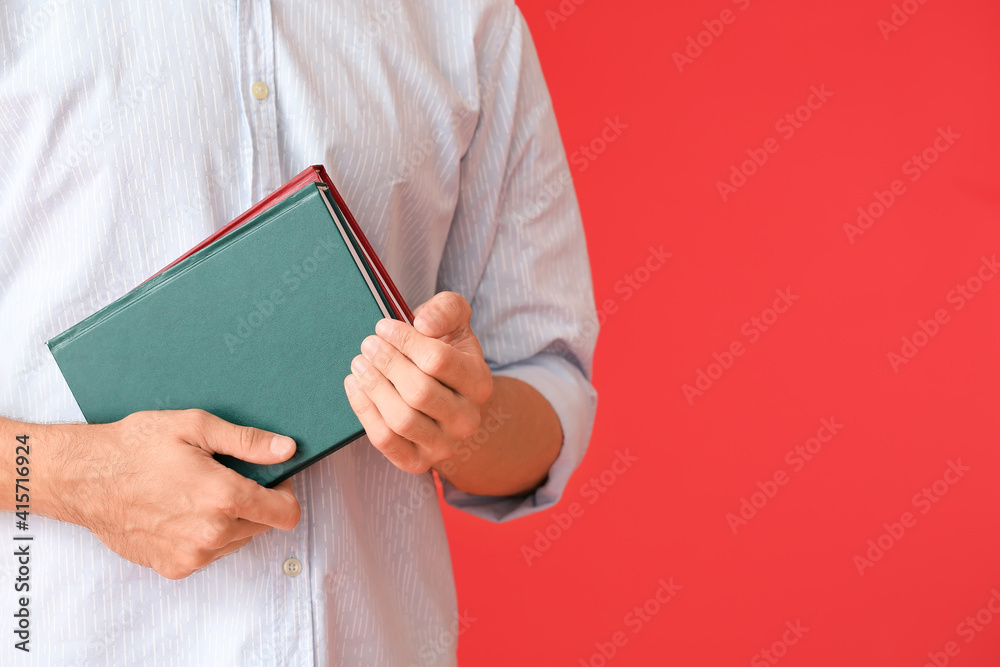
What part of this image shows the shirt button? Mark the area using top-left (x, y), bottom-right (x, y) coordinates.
top-left (282, 557), bottom-right (302, 577)
top-left (251, 80), bottom-right (269, 100)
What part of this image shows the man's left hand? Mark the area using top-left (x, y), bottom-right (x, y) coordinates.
top-left (344, 291), bottom-right (493, 475)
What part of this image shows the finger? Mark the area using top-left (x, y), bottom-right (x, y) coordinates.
top-left (374, 319), bottom-right (489, 400)
top-left (225, 475), bottom-right (301, 530)
top-left (359, 334), bottom-right (468, 423)
top-left (218, 517), bottom-right (275, 544)
top-left (344, 374), bottom-right (430, 475)
top-left (194, 508), bottom-right (275, 549)
top-left (155, 530), bottom-right (258, 579)
top-left (203, 535), bottom-right (255, 569)
top-left (350, 354), bottom-right (443, 448)
top-left (272, 478), bottom-right (295, 495)
top-left (184, 409), bottom-right (297, 465)
top-left (411, 291), bottom-right (471, 339)
top-left (216, 535), bottom-right (254, 558)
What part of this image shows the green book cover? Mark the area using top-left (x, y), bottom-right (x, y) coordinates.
top-left (46, 184), bottom-right (388, 487)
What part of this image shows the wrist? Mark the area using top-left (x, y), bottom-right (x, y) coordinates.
top-left (431, 377), bottom-right (561, 497)
top-left (11, 420), bottom-right (87, 525)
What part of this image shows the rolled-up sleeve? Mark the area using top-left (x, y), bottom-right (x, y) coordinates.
top-left (441, 353), bottom-right (598, 521)
top-left (436, 2), bottom-right (599, 522)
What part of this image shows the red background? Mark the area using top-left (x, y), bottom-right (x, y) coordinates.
top-left (442, 0), bottom-right (1000, 665)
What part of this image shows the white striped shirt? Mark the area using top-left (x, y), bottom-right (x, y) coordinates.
top-left (0, 1), bottom-right (597, 664)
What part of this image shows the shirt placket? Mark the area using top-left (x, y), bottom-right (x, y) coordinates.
top-left (236, 2), bottom-right (314, 665)
top-left (272, 473), bottom-right (315, 667)
top-left (238, 0), bottom-right (283, 204)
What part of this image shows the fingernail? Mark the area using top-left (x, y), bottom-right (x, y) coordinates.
top-left (414, 311), bottom-right (439, 334)
top-left (375, 318), bottom-right (393, 338)
top-left (351, 355), bottom-right (369, 374)
top-left (360, 336), bottom-right (378, 359)
top-left (344, 375), bottom-right (358, 395)
top-left (270, 435), bottom-right (295, 457)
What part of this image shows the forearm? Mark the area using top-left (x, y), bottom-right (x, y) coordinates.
top-left (433, 376), bottom-right (562, 497)
top-left (0, 416), bottom-right (76, 517)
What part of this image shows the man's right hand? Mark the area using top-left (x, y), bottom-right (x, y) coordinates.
top-left (22, 409), bottom-right (301, 580)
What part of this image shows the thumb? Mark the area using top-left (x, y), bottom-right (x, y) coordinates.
top-left (195, 413), bottom-right (297, 464)
top-left (413, 291), bottom-right (472, 340)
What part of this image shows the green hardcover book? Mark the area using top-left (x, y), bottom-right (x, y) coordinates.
top-left (45, 166), bottom-right (411, 487)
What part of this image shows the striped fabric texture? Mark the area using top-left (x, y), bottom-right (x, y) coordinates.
top-left (0, 1), bottom-right (597, 664)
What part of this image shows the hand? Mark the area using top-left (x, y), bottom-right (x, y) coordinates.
top-left (38, 409), bottom-right (301, 579)
top-left (344, 291), bottom-right (493, 475)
